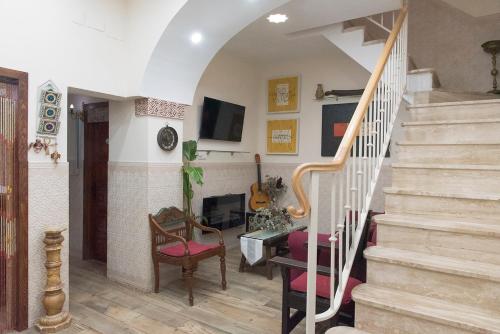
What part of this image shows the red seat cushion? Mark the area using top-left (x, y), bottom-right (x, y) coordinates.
top-left (290, 272), bottom-right (362, 305)
top-left (160, 241), bottom-right (219, 257)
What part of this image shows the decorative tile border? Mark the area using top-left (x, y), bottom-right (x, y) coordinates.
top-left (134, 97), bottom-right (188, 120)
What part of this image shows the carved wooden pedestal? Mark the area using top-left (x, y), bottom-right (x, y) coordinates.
top-left (36, 229), bottom-right (71, 333)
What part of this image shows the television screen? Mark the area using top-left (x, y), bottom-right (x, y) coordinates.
top-left (199, 97), bottom-right (245, 141)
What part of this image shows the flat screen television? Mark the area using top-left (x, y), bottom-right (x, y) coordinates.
top-left (199, 97), bottom-right (245, 142)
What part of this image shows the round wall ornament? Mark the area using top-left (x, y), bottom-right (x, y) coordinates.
top-left (157, 125), bottom-right (178, 151)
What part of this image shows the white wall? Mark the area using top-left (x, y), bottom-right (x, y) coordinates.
top-left (257, 47), bottom-right (370, 164)
top-left (183, 52), bottom-right (260, 235)
top-left (183, 45), bottom-right (382, 233)
top-left (408, 0), bottom-right (500, 93)
top-left (184, 51), bottom-right (261, 162)
top-left (0, 0), bottom-right (191, 323)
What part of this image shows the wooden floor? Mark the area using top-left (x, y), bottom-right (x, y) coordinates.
top-left (21, 247), bottom-right (306, 334)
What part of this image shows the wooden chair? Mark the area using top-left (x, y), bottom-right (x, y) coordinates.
top-left (149, 207), bottom-right (226, 306)
top-left (270, 213), bottom-right (376, 333)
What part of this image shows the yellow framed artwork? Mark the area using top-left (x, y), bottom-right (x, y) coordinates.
top-left (266, 119), bottom-right (299, 155)
top-left (268, 76), bottom-right (299, 113)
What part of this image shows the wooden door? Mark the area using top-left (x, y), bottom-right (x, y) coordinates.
top-left (83, 102), bottom-right (109, 263)
top-left (0, 67), bottom-right (28, 332)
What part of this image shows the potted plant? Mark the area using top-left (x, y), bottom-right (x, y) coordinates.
top-left (182, 140), bottom-right (204, 218)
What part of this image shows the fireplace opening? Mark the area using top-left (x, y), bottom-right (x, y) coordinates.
top-left (202, 193), bottom-right (245, 231)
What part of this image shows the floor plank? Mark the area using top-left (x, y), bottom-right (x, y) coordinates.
top-left (19, 247), bottom-right (306, 334)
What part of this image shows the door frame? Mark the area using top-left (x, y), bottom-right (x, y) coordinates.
top-left (0, 67), bottom-right (28, 331)
top-left (82, 102), bottom-right (109, 261)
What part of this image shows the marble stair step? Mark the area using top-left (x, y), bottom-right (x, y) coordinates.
top-left (384, 187), bottom-right (500, 220)
top-left (365, 246), bottom-right (500, 313)
top-left (392, 163), bottom-right (500, 194)
top-left (352, 284), bottom-right (500, 334)
top-left (402, 118), bottom-right (500, 144)
top-left (396, 142), bottom-right (500, 165)
top-left (410, 90), bottom-right (499, 104)
top-left (375, 213), bottom-right (500, 265)
top-left (326, 327), bottom-right (369, 334)
top-left (408, 99), bottom-right (500, 122)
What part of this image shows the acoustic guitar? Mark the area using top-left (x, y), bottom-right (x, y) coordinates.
top-left (249, 154), bottom-right (271, 211)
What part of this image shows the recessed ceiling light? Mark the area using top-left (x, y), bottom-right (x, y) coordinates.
top-left (267, 14), bottom-right (288, 24)
top-left (190, 32), bottom-right (203, 44)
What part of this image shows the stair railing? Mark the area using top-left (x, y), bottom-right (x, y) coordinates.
top-left (287, 6), bottom-right (408, 333)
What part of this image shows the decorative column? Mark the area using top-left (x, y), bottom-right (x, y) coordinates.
top-left (36, 229), bottom-right (71, 333)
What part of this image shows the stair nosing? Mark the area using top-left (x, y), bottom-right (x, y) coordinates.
top-left (365, 246), bottom-right (500, 282)
top-left (384, 187), bottom-right (500, 201)
top-left (362, 38), bottom-right (386, 46)
top-left (374, 213), bottom-right (500, 237)
top-left (402, 118), bottom-right (500, 127)
top-left (397, 141), bottom-right (500, 146)
top-left (342, 25), bottom-right (365, 33)
top-left (391, 162), bottom-right (500, 171)
top-left (408, 68), bottom-right (436, 74)
top-left (408, 98), bottom-right (500, 109)
top-left (353, 284), bottom-right (500, 334)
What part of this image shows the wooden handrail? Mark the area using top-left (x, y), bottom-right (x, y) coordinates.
top-left (287, 5), bottom-right (408, 219)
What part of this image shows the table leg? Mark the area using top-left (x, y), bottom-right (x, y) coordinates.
top-left (239, 254), bottom-right (246, 272)
top-left (265, 245), bottom-right (273, 280)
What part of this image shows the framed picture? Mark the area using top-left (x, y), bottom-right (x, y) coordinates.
top-left (321, 103), bottom-right (357, 157)
top-left (267, 118), bottom-right (299, 155)
top-left (321, 103), bottom-right (390, 157)
top-left (268, 76), bottom-right (299, 113)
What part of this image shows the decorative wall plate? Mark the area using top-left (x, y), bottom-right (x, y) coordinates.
top-left (157, 125), bottom-right (178, 151)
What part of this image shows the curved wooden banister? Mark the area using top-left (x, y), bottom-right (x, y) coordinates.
top-left (287, 5), bottom-right (408, 219)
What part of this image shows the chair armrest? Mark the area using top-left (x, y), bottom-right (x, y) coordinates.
top-left (269, 256), bottom-right (333, 277)
top-left (151, 222), bottom-right (190, 255)
top-left (304, 240), bottom-right (338, 250)
top-left (190, 218), bottom-right (224, 244)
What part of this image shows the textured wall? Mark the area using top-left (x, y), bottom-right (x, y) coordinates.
top-left (107, 162), bottom-right (183, 291)
top-left (408, 0), bottom-right (500, 93)
top-left (28, 162), bottom-right (69, 326)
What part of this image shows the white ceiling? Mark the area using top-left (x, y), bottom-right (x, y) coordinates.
top-left (221, 0), bottom-right (400, 64)
top-left (441, 0), bottom-right (500, 17)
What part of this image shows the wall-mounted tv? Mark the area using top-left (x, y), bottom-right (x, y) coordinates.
top-left (199, 97), bottom-right (245, 142)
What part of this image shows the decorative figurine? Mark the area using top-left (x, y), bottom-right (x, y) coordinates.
top-left (315, 84), bottom-right (325, 100)
top-left (50, 151), bottom-right (61, 164)
top-left (29, 139), bottom-right (49, 154)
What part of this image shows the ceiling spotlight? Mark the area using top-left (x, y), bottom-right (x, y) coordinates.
top-left (190, 32), bottom-right (203, 44)
top-left (267, 14), bottom-right (288, 24)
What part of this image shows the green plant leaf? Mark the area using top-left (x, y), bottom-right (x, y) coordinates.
top-left (183, 140), bottom-right (198, 161)
top-left (185, 166), bottom-right (204, 186)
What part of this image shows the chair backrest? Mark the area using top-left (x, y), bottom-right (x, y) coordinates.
top-left (149, 207), bottom-right (193, 246)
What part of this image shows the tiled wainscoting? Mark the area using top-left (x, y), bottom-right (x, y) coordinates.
top-left (28, 162), bottom-right (69, 325)
top-left (107, 162), bottom-right (183, 292)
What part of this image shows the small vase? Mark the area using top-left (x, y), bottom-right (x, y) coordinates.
top-left (315, 84), bottom-right (325, 100)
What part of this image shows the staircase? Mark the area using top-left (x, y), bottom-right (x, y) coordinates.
top-left (322, 23), bottom-right (386, 73)
top-left (329, 98), bottom-right (500, 333)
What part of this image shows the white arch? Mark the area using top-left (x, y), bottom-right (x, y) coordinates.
top-left (140, 0), bottom-right (290, 105)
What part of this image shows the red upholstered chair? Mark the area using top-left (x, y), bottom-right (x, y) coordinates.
top-left (149, 207), bottom-right (226, 306)
top-left (271, 212), bottom-right (378, 333)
